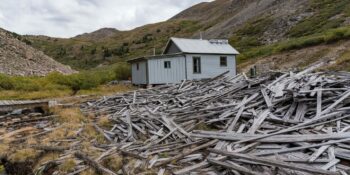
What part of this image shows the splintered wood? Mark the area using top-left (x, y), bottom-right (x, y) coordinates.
top-left (81, 65), bottom-right (350, 175)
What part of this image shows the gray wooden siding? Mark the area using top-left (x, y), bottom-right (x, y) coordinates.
top-left (164, 42), bottom-right (181, 54)
top-left (185, 54), bottom-right (236, 80)
top-left (148, 56), bottom-right (186, 84)
top-left (131, 61), bottom-right (148, 84)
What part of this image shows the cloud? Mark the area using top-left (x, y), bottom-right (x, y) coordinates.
top-left (0, 0), bottom-right (211, 38)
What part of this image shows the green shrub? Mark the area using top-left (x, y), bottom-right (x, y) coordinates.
top-left (11, 77), bottom-right (41, 91)
top-left (275, 35), bottom-right (324, 52)
top-left (288, 0), bottom-right (350, 37)
top-left (48, 72), bottom-right (101, 93)
top-left (237, 17), bottom-right (274, 36)
top-left (323, 28), bottom-right (350, 43)
top-left (0, 74), bottom-right (14, 90)
top-left (230, 36), bottom-right (261, 52)
top-left (0, 64), bottom-right (126, 95)
top-left (68, 74), bottom-right (99, 92)
top-left (0, 75), bottom-right (43, 91)
top-left (114, 63), bottom-right (131, 80)
top-left (238, 26), bottom-right (350, 62)
top-left (46, 72), bottom-right (71, 85)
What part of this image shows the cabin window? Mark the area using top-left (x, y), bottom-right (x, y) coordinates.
top-left (220, 56), bottom-right (227, 67)
top-left (193, 57), bottom-right (201, 74)
top-left (136, 63), bottom-right (139, 70)
top-left (164, 61), bottom-right (171, 69)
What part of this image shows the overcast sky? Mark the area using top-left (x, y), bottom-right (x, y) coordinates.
top-left (0, 0), bottom-right (212, 38)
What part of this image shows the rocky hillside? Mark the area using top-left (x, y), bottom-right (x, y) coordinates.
top-left (0, 28), bottom-right (76, 76)
top-left (24, 0), bottom-right (350, 71)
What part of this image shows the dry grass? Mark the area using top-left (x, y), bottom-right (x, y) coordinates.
top-left (42, 124), bottom-right (81, 145)
top-left (80, 169), bottom-right (96, 175)
top-left (78, 84), bottom-right (134, 96)
top-left (103, 156), bottom-right (123, 172)
top-left (52, 107), bottom-right (85, 124)
top-left (0, 144), bottom-right (9, 157)
top-left (44, 128), bottom-right (66, 142)
top-left (9, 148), bottom-right (38, 162)
top-left (59, 158), bottom-right (76, 173)
top-left (193, 122), bottom-right (217, 131)
top-left (0, 85), bottom-right (133, 100)
top-left (0, 90), bottom-right (70, 100)
top-left (26, 136), bottom-right (38, 145)
top-left (98, 116), bottom-right (112, 128)
top-left (36, 153), bottom-right (59, 165)
top-left (0, 128), bottom-right (6, 135)
top-left (324, 50), bottom-right (350, 71)
top-left (81, 124), bottom-right (106, 144)
top-left (80, 142), bottom-right (100, 157)
top-left (41, 107), bottom-right (87, 144)
top-left (141, 171), bottom-right (158, 175)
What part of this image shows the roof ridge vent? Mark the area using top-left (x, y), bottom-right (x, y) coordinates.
top-left (209, 39), bottom-right (229, 44)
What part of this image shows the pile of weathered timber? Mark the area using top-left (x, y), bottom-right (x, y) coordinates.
top-left (0, 100), bottom-right (54, 129)
top-left (81, 63), bottom-right (350, 175)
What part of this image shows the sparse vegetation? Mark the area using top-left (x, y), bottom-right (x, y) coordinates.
top-left (0, 144), bottom-right (9, 157)
top-left (102, 156), bottom-right (123, 172)
top-left (59, 159), bottom-right (76, 173)
top-left (114, 62), bottom-right (131, 80)
top-left (98, 116), bottom-right (112, 128)
top-left (229, 16), bottom-right (274, 52)
top-left (237, 26), bottom-right (350, 63)
top-left (9, 148), bottom-right (38, 162)
top-left (323, 49), bottom-right (350, 71)
top-left (0, 100), bottom-right (113, 174)
top-left (0, 62), bottom-right (133, 100)
top-left (26, 20), bottom-right (201, 70)
top-left (288, 0), bottom-right (350, 37)
top-left (53, 107), bottom-right (85, 124)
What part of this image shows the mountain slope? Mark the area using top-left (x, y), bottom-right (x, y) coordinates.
top-left (172, 0), bottom-right (310, 40)
top-left (74, 28), bottom-right (120, 41)
top-left (24, 0), bottom-right (350, 72)
top-left (25, 20), bottom-right (201, 69)
top-left (0, 28), bottom-right (76, 76)
top-left (238, 39), bottom-right (350, 73)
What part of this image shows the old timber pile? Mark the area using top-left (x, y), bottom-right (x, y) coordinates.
top-left (79, 63), bottom-right (350, 175)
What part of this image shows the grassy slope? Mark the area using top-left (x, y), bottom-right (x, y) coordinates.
top-left (230, 0), bottom-right (350, 63)
top-left (24, 0), bottom-right (350, 71)
top-left (26, 20), bottom-right (202, 70)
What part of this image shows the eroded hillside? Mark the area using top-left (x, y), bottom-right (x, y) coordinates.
top-left (0, 28), bottom-right (76, 76)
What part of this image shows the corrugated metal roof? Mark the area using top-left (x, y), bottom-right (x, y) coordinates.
top-left (169, 37), bottom-right (239, 55)
top-left (128, 37), bottom-right (239, 63)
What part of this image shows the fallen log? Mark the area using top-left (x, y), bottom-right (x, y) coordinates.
top-left (74, 151), bottom-right (117, 175)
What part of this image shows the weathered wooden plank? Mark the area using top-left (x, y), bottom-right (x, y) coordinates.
top-left (209, 148), bottom-right (339, 175)
top-left (208, 159), bottom-right (260, 175)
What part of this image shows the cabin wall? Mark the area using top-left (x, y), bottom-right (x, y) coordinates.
top-left (148, 55), bottom-right (186, 84)
top-left (131, 61), bottom-right (148, 85)
top-left (185, 54), bottom-right (236, 80)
